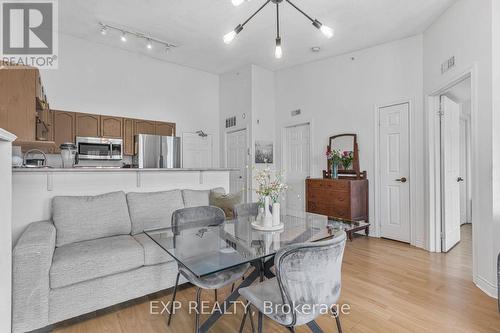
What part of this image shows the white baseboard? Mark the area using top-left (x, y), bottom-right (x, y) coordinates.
top-left (474, 274), bottom-right (498, 299)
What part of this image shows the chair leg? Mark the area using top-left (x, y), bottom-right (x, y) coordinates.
top-left (287, 327), bottom-right (296, 333)
top-left (238, 305), bottom-right (249, 333)
top-left (195, 287), bottom-right (202, 333)
top-left (231, 275), bottom-right (245, 293)
top-left (331, 307), bottom-right (342, 333)
top-left (167, 272), bottom-right (180, 326)
top-left (214, 289), bottom-right (218, 302)
top-left (248, 305), bottom-right (255, 333)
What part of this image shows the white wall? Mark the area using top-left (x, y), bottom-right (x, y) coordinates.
top-left (0, 129), bottom-right (16, 333)
top-left (251, 65), bottom-right (276, 200)
top-left (41, 33), bottom-right (220, 166)
top-left (493, 0), bottom-right (500, 299)
top-left (219, 65), bottom-right (253, 168)
top-left (275, 35), bottom-right (424, 245)
top-left (423, 0), bottom-right (496, 297)
top-left (219, 64), bottom-right (276, 201)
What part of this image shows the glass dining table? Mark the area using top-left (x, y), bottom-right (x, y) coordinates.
top-left (145, 211), bottom-right (345, 333)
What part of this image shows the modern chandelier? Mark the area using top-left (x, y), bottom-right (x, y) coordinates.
top-left (224, 0), bottom-right (334, 59)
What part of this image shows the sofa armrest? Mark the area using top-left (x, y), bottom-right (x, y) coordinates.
top-left (12, 221), bottom-right (56, 333)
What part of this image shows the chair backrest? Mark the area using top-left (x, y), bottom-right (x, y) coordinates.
top-left (233, 203), bottom-right (259, 218)
top-left (274, 231), bottom-right (347, 325)
top-left (171, 206), bottom-right (225, 234)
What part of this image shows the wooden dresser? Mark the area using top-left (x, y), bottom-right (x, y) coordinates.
top-left (306, 178), bottom-right (369, 221)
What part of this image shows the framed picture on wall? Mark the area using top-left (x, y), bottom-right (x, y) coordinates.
top-left (255, 141), bottom-right (273, 163)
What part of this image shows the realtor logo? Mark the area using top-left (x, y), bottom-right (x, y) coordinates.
top-left (1, 0), bottom-right (58, 68)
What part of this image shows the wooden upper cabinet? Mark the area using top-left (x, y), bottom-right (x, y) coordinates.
top-left (53, 110), bottom-right (75, 153)
top-left (123, 118), bottom-right (134, 156)
top-left (0, 68), bottom-right (37, 141)
top-left (100, 116), bottom-right (123, 138)
top-left (75, 113), bottom-right (100, 138)
top-left (133, 119), bottom-right (156, 135)
top-left (155, 122), bottom-right (176, 136)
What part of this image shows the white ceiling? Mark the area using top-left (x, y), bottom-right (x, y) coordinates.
top-left (59, 0), bottom-right (457, 74)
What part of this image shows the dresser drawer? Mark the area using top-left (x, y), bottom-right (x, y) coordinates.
top-left (307, 201), bottom-right (349, 219)
top-left (307, 179), bottom-right (350, 192)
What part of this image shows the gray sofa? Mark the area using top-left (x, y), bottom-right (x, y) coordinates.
top-left (12, 188), bottom-right (224, 333)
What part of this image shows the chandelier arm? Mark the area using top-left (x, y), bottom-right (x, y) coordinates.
top-left (284, 0), bottom-right (315, 23)
top-left (241, 0), bottom-right (272, 27)
top-left (276, 3), bottom-right (280, 37)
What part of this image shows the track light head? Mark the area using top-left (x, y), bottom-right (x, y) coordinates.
top-left (100, 25), bottom-right (107, 35)
top-left (146, 39), bottom-right (153, 50)
top-left (120, 32), bottom-right (127, 42)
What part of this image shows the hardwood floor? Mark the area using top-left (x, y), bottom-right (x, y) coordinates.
top-left (53, 225), bottom-right (500, 333)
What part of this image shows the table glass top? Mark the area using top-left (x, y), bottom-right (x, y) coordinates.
top-left (145, 213), bottom-right (359, 278)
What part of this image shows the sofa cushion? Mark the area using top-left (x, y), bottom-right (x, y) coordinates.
top-left (210, 191), bottom-right (242, 219)
top-left (50, 235), bottom-right (144, 289)
top-left (133, 233), bottom-right (174, 266)
top-left (126, 190), bottom-right (184, 235)
top-left (182, 189), bottom-right (210, 207)
top-left (52, 191), bottom-right (131, 247)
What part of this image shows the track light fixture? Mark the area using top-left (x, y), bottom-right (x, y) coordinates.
top-left (224, 0), bottom-right (334, 58)
top-left (99, 23), bottom-right (177, 52)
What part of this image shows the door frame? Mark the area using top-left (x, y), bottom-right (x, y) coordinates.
top-left (426, 66), bottom-right (477, 257)
top-left (225, 127), bottom-right (250, 202)
top-left (280, 120), bottom-right (314, 214)
top-left (373, 99), bottom-right (417, 245)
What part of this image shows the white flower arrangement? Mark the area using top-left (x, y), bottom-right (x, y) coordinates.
top-left (254, 166), bottom-right (288, 204)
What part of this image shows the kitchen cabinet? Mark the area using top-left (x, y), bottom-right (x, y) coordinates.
top-left (75, 113), bottom-right (100, 138)
top-left (134, 119), bottom-right (156, 135)
top-left (0, 66), bottom-right (38, 142)
top-left (36, 108), bottom-right (53, 142)
top-left (155, 122), bottom-right (176, 136)
top-left (53, 111), bottom-right (75, 153)
top-left (123, 118), bottom-right (135, 156)
top-left (101, 116), bottom-right (123, 138)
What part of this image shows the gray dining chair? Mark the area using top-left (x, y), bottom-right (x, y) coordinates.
top-left (167, 206), bottom-right (250, 332)
top-left (238, 231), bottom-right (347, 333)
top-left (233, 202), bottom-right (259, 218)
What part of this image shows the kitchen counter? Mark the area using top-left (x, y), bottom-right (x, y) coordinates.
top-left (12, 167), bottom-right (238, 172)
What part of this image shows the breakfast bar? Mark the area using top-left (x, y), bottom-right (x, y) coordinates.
top-left (11, 168), bottom-right (234, 243)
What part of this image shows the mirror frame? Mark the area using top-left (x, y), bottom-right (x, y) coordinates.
top-left (326, 133), bottom-right (362, 179)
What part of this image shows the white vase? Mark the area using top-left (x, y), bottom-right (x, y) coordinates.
top-left (272, 202), bottom-right (280, 226)
top-left (263, 196), bottom-right (273, 228)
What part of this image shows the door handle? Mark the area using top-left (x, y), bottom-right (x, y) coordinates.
top-left (395, 177), bottom-right (407, 183)
top-left (457, 177), bottom-right (464, 182)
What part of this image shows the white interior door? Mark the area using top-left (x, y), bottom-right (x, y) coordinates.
top-left (182, 133), bottom-right (213, 168)
top-left (284, 123), bottom-right (310, 217)
top-left (379, 103), bottom-right (410, 243)
top-left (226, 129), bottom-right (247, 201)
top-left (441, 96), bottom-right (461, 252)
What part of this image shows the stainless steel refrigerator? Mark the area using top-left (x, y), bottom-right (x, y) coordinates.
top-left (134, 135), bottom-right (181, 168)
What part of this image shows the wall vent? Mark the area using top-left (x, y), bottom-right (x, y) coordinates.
top-left (291, 109), bottom-right (301, 117)
top-left (225, 116), bottom-right (236, 128)
top-left (441, 56), bottom-right (455, 74)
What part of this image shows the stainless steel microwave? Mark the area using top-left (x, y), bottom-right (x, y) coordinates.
top-left (75, 137), bottom-right (123, 160)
